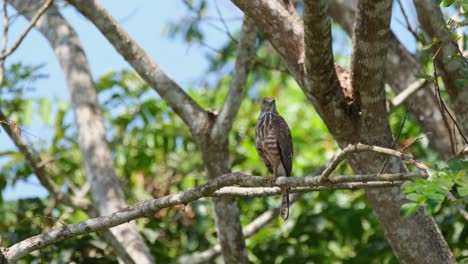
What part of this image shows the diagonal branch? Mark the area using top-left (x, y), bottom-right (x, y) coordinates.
top-left (319, 143), bottom-right (428, 182)
top-left (211, 18), bottom-right (256, 139)
top-left (1, 170), bottom-right (424, 263)
top-left (66, 0), bottom-right (207, 132)
top-left (0, 111), bottom-right (77, 208)
top-left (0, 0), bottom-right (53, 61)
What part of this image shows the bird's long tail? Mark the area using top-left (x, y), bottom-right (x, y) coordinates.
top-left (280, 188), bottom-right (289, 220)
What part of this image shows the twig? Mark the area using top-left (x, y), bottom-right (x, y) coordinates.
top-left (433, 59), bottom-right (468, 146)
top-left (396, 0), bottom-right (422, 42)
top-left (0, 0), bottom-right (54, 61)
top-left (379, 102), bottom-right (413, 174)
top-left (446, 192), bottom-right (468, 222)
top-left (319, 143), bottom-right (429, 182)
top-left (0, 0), bottom-right (9, 85)
top-left (401, 135), bottom-right (427, 152)
top-left (391, 79), bottom-right (426, 107)
top-left (213, 0), bottom-right (237, 44)
top-left (211, 17), bottom-right (256, 139)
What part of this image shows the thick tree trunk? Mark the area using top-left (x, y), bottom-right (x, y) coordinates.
top-left (199, 138), bottom-right (249, 264)
top-left (8, 1), bottom-right (154, 263)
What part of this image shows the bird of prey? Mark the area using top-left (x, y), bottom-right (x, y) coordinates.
top-left (255, 97), bottom-right (293, 220)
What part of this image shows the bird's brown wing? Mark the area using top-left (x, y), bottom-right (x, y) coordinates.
top-left (274, 115), bottom-right (293, 176)
top-left (255, 132), bottom-right (273, 173)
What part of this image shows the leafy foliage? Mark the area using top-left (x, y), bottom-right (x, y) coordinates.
top-left (401, 160), bottom-right (468, 216)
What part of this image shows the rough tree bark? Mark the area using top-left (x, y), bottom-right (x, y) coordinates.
top-left (197, 19), bottom-right (256, 264)
top-left (329, 0), bottom-right (455, 158)
top-left (231, 0), bottom-right (455, 262)
top-left (8, 1), bottom-right (154, 263)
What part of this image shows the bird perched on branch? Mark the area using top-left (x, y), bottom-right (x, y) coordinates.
top-left (255, 97), bottom-right (293, 220)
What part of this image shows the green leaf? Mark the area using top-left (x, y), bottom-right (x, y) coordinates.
top-left (425, 199), bottom-right (442, 215)
top-left (19, 99), bottom-right (34, 126)
top-left (38, 98), bottom-right (52, 124)
top-left (455, 79), bottom-right (467, 88)
top-left (406, 193), bottom-right (425, 202)
top-left (431, 182), bottom-right (450, 194)
top-left (400, 202), bottom-right (420, 217)
top-left (425, 192), bottom-right (445, 202)
top-left (401, 181), bottom-right (417, 193)
top-left (462, 0), bottom-right (468, 12)
top-left (440, 0), bottom-right (455, 6)
top-left (457, 186), bottom-right (468, 196)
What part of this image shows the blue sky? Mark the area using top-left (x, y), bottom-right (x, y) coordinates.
top-left (1, 1), bottom-right (417, 201)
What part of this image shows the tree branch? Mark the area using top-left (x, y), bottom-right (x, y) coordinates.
top-left (0, 0), bottom-right (9, 84)
top-left (66, 0), bottom-right (208, 132)
top-left (0, 110), bottom-right (134, 263)
top-left (211, 18), bottom-right (256, 139)
top-left (1, 169), bottom-right (424, 262)
top-left (350, 0), bottom-right (393, 121)
top-left (177, 163), bottom-right (330, 264)
top-left (230, 0), bottom-right (305, 86)
top-left (414, 0), bottom-right (468, 136)
top-left (303, 0), bottom-right (341, 102)
top-left (390, 79), bottom-right (426, 108)
top-left (319, 143), bottom-right (428, 182)
top-left (0, 0), bottom-right (53, 61)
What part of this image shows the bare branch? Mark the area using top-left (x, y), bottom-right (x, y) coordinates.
top-left (319, 143), bottom-right (428, 182)
top-left (447, 192), bottom-right (468, 222)
top-left (0, 0), bottom-right (53, 61)
top-left (0, 0), bottom-right (9, 84)
top-left (2, 169), bottom-right (423, 262)
top-left (0, 111), bottom-right (78, 207)
top-left (66, 0), bottom-right (208, 132)
top-left (213, 181), bottom-right (405, 197)
top-left (211, 18), bottom-right (256, 139)
top-left (391, 79), bottom-right (426, 107)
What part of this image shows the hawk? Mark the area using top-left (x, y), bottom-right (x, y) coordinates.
top-left (255, 97), bottom-right (293, 220)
